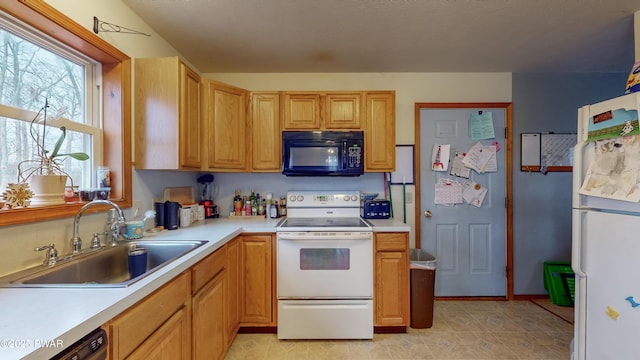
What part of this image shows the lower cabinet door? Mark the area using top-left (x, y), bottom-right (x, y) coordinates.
top-left (126, 306), bottom-right (191, 360)
top-left (375, 251), bottom-right (409, 326)
top-left (240, 235), bottom-right (273, 324)
top-left (193, 270), bottom-right (227, 360)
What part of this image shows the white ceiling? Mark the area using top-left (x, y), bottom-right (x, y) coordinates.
top-left (122, 0), bottom-right (638, 74)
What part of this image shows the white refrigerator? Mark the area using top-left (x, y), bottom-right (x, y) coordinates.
top-left (572, 92), bottom-right (640, 360)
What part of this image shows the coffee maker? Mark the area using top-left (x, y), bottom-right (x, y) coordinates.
top-left (197, 174), bottom-right (219, 218)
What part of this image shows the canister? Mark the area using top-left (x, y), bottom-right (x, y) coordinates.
top-left (164, 201), bottom-right (179, 230)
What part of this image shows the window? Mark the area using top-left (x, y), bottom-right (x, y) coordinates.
top-left (0, 16), bottom-right (101, 192)
top-left (0, 1), bottom-right (131, 226)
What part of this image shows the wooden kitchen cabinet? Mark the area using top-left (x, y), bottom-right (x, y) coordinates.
top-left (282, 92), bottom-right (322, 129)
top-left (225, 237), bottom-right (240, 346)
top-left (125, 306), bottom-right (190, 360)
top-left (106, 272), bottom-right (191, 360)
top-left (364, 91), bottom-right (396, 172)
top-left (239, 234), bottom-right (275, 325)
top-left (324, 92), bottom-right (362, 129)
top-left (374, 232), bottom-right (410, 327)
top-left (203, 80), bottom-right (249, 171)
top-left (134, 57), bottom-right (201, 170)
top-left (192, 271), bottom-right (226, 360)
top-left (191, 245), bottom-right (228, 360)
top-left (250, 92), bottom-right (281, 171)
top-left (282, 91), bottom-right (362, 130)
top-left (103, 237), bottom-right (247, 360)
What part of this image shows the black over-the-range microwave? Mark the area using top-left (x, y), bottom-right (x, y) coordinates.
top-left (282, 131), bottom-right (364, 176)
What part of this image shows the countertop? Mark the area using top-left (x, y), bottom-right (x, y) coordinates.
top-left (0, 216), bottom-right (409, 359)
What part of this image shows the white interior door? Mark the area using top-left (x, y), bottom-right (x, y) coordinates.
top-left (419, 107), bottom-right (507, 297)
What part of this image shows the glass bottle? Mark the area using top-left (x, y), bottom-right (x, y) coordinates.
top-left (233, 189), bottom-right (243, 216)
top-left (245, 200), bottom-right (251, 217)
top-left (250, 189), bottom-right (257, 216)
top-left (258, 199), bottom-right (266, 216)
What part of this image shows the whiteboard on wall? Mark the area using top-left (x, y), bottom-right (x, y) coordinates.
top-left (521, 133), bottom-right (541, 170)
top-left (521, 133), bottom-right (576, 172)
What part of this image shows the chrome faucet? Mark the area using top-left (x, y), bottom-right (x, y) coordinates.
top-left (71, 200), bottom-right (126, 254)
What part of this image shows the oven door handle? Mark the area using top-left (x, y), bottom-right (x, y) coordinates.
top-left (277, 232), bottom-right (372, 241)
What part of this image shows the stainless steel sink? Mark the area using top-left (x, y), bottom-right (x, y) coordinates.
top-left (0, 240), bottom-right (207, 288)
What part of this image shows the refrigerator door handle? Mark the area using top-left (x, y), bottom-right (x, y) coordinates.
top-left (572, 208), bottom-right (587, 360)
top-left (571, 209), bottom-right (586, 277)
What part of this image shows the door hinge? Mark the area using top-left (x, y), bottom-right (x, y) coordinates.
top-left (505, 197), bottom-right (508, 208)
top-left (505, 266), bottom-right (509, 277)
top-left (504, 127), bottom-right (508, 139)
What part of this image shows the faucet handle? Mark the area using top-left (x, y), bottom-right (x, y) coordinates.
top-left (90, 232), bottom-right (103, 249)
top-left (34, 244), bottom-right (58, 266)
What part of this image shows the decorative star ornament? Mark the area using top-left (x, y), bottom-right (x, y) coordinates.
top-left (2, 183), bottom-right (34, 208)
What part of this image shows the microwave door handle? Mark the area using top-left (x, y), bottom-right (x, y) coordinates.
top-left (342, 141), bottom-right (347, 169)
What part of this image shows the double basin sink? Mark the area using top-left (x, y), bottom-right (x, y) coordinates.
top-left (0, 240), bottom-right (208, 288)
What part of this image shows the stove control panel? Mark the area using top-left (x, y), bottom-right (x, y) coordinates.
top-left (287, 191), bottom-right (361, 208)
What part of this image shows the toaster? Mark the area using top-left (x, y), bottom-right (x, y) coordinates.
top-left (362, 200), bottom-right (391, 219)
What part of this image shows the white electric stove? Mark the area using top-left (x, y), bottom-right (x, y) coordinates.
top-left (276, 190), bottom-right (374, 340)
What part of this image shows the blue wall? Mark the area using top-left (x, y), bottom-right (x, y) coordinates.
top-left (512, 73), bottom-right (628, 295)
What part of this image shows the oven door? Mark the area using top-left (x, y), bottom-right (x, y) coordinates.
top-left (277, 231), bottom-right (373, 298)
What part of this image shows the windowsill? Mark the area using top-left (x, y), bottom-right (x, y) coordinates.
top-left (0, 199), bottom-right (130, 227)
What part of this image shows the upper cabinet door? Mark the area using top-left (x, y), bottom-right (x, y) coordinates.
top-left (325, 92), bottom-right (361, 129)
top-left (179, 64), bottom-right (202, 168)
top-left (282, 93), bottom-right (321, 129)
top-left (134, 57), bottom-right (201, 170)
top-left (251, 92), bottom-right (281, 172)
top-left (204, 81), bottom-right (248, 171)
top-left (365, 91), bottom-right (396, 172)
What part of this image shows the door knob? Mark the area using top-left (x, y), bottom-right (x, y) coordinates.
top-left (424, 210), bottom-right (433, 218)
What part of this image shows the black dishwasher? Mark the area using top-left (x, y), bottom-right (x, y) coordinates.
top-left (51, 328), bottom-right (107, 360)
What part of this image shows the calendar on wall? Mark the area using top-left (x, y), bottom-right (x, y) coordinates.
top-left (521, 133), bottom-right (576, 172)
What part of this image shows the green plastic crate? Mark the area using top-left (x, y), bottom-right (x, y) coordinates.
top-left (543, 261), bottom-right (574, 306)
top-left (560, 272), bottom-right (575, 304)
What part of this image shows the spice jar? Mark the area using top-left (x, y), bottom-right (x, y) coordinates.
top-left (245, 200), bottom-right (251, 216)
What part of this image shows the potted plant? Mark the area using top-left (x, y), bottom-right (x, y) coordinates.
top-left (16, 102), bottom-right (89, 205)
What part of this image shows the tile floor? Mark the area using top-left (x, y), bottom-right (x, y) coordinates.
top-left (225, 300), bottom-right (573, 360)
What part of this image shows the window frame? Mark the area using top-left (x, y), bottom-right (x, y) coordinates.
top-left (0, 103), bottom-right (103, 189)
top-left (0, 0), bottom-right (131, 226)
